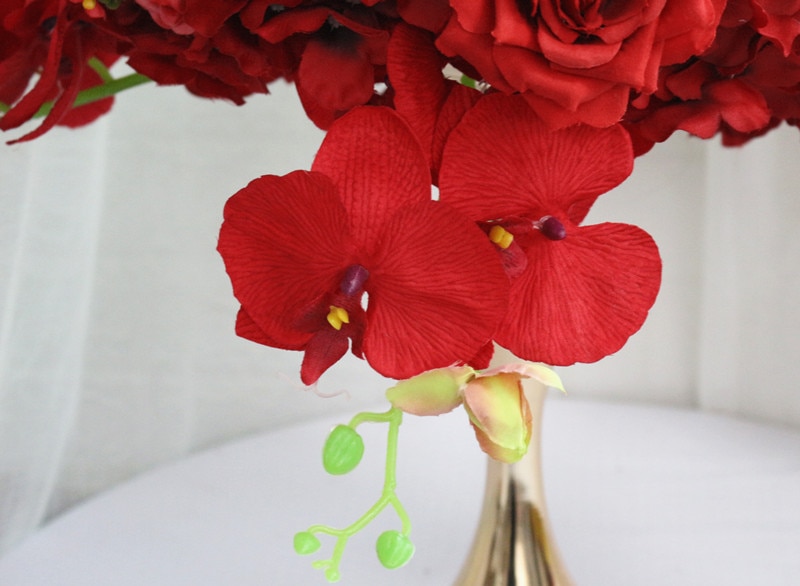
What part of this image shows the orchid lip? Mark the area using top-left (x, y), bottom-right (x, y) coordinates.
top-left (340, 264), bottom-right (370, 297)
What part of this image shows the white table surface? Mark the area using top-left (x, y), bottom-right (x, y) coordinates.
top-left (2, 396), bottom-right (800, 586)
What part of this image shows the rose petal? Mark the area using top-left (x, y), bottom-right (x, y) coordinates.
top-left (298, 35), bottom-right (375, 113)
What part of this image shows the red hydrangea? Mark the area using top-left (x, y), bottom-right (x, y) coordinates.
top-left (217, 106), bottom-right (509, 384)
top-left (438, 94), bottom-right (662, 365)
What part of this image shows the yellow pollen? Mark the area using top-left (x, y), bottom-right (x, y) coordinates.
top-left (326, 306), bottom-right (350, 330)
top-left (82, 0), bottom-right (97, 10)
top-left (488, 225), bottom-right (514, 249)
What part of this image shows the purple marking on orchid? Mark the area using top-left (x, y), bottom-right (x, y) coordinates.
top-left (539, 216), bottom-right (566, 241)
top-left (340, 264), bottom-right (370, 297)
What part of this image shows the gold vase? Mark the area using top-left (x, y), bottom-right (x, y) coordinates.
top-left (453, 357), bottom-right (573, 586)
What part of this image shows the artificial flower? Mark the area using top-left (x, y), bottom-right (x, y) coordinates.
top-left (96, 2), bottom-right (281, 106)
top-left (435, 0), bottom-right (727, 128)
top-left (386, 362), bottom-right (564, 462)
top-left (217, 106), bottom-right (509, 385)
top-left (0, 0), bottom-right (120, 143)
top-left (242, 2), bottom-right (396, 127)
top-left (439, 94), bottom-right (662, 365)
top-left (386, 22), bottom-right (481, 183)
top-left (624, 0), bottom-right (800, 152)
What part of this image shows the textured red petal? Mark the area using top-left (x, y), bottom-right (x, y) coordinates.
top-left (439, 94), bottom-right (633, 225)
top-left (311, 107), bottom-right (431, 255)
top-left (301, 328), bottom-right (350, 385)
top-left (363, 202), bottom-right (509, 380)
top-left (494, 223), bottom-right (662, 365)
top-left (0, 21), bottom-right (66, 132)
top-left (387, 23), bottom-right (449, 168)
top-left (298, 36), bottom-right (375, 113)
top-left (430, 83), bottom-right (482, 184)
top-left (217, 170), bottom-right (353, 349)
top-left (466, 341), bottom-right (495, 370)
top-left (235, 307), bottom-right (308, 350)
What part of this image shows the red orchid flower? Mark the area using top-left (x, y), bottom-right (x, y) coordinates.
top-left (217, 106), bottom-right (509, 385)
top-left (439, 94), bottom-right (662, 365)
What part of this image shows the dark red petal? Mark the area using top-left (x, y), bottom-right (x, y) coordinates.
top-left (363, 202), bottom-right (509, 380)
top-left (301, 328), bottom-right (350, 385)
top-left (494, 223), bottom-right (661, 365)
top-left (59, 64), bottom-right (116, 128)
top-left (430, 83), bottom-right (481, 184)
top-left (183, 0), bottom-right (248, 37)
top-left (396, 0), bottom-right (452, 33)
top-left (466, 341), bottom-right (494, 370)
top-left (311, 106), bottom-right (431, 255)
top-left (0, 9), bottom-right (69, 134)
top-left (217, 170), bottom-right (352, 349)
top-left (439, 94), bottom-right (633, 224)
top-left (298, 35), bottom-right (375, 113)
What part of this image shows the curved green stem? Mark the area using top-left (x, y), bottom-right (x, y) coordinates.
top-left (299, 406), bottom-right (410, 582)
top-left (0, 62), bottom-right (151, 119)
top-left (33, 72), bottom-right (151, 119)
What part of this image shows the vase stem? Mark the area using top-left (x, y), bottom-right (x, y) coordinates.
top-left (453, 376), bottom-right (573, 586)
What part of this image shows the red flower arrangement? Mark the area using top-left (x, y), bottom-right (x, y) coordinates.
top-left (2, 0), bottom-right (798, 579)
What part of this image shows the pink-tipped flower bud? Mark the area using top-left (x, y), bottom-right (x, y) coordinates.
top-left (462, 371), bottom-right (533, 463)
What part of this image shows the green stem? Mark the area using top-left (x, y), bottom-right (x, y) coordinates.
top-left (33, 72), bottom-right (151, 119)
top-left (0, 71), bottom-right (152, 119)
top-left (301, 406), bottom-right (410, 582)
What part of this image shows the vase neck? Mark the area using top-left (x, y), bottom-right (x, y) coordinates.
top-left (453, 375), bottom-right (573, 586)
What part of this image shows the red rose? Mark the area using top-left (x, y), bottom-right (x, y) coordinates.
top-left (436, 0), bottom-right (727, 127)
top-left (134, 0), bottom-right (247, 36)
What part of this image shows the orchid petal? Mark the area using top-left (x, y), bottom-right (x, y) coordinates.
top-left (364, 202), bottom-right (509, 380)
top-left (217, 170), bottom-right (353, 348)
top-left (494, 222), bottom-right (662, 365)
top-left (439, 93), bottom-right (633, 225)
top-left (387, 23), bottom-right (449, 168)
top-left (311, 107), bottom-right (431, 255)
